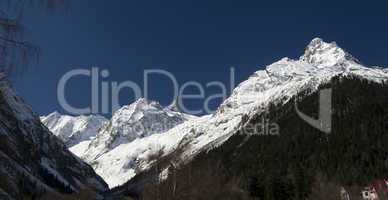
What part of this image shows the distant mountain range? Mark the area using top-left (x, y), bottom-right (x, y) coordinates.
top-left (41, 98), bottom-right (197, 188)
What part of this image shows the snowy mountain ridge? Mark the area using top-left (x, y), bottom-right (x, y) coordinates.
top-left (84, 98), bottom-right (197, 159)
top-left (40, 112), bottom-right (108, 147)
top-left (44, 38), bottom-right (388, 188)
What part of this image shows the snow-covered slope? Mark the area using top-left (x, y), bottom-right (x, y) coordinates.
top-left (0, 74), bottom-right (108, 199)
top-left (103, 38), bottom-right (388, 189)
top-left (40, 112), bottom-right (108, 148)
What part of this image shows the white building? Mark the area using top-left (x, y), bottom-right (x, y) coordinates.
top-left (362, 187), bottom-right (379, 200)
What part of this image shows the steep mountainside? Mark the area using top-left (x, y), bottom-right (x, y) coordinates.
top-left (0, 74), bottom-right (108, 200)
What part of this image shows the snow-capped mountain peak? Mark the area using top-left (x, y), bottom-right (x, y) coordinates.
top-left (86, 98), bottom-right (194, 156)
top-left (111, 98), bottom-right (164, 127)
top-left (300, 37), bottom-right (360, 67)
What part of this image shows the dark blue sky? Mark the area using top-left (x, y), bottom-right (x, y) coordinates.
top-left (11, 0), bottom-right (388, 116)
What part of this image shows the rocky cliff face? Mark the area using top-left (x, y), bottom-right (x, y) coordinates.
top-left (0, 75), bottom-right (108, 200)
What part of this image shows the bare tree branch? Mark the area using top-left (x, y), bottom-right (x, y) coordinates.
top-left (0, 0), bottom-right (65, 75)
